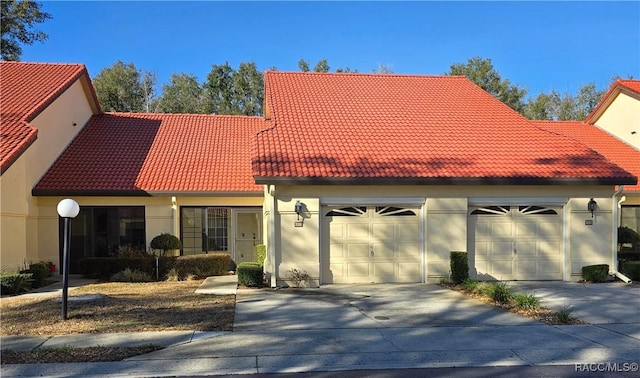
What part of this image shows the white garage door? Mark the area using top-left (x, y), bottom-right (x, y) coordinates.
top-left (322, 206), bottom-right (422, 284)
top-left (468, 205), bottom-right (563, 280)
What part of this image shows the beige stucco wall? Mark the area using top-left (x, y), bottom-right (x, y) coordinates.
top-left (594, 91), bottom-right (640, 149)
top-left (1, 80), bottom-right (94, 272)
top-left (264, 184), bottom-right (618, 285)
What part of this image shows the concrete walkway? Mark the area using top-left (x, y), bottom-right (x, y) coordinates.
top-left (2, 279), bottom-right (639, 377)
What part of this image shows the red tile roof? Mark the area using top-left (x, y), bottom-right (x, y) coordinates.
top-left (33, 113), bottom-right (266, 195)
top-left (534, 120), bottom-right (640, 192)
top-left (586, 79), bottom-right (640, 124)
top-left (0, 62), bottom-right (100, 174)
top-left (253, 71), bottom-right (636, 185)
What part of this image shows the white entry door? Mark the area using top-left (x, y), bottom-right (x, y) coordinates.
top-left (234, 210), bottom-right (262, 264)
top-left (468, 205), bottom-right (563, 280)
top-left (322, 206), bottom-right (422, 284)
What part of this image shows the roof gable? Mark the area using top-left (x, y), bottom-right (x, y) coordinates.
top-left (0, 62), bottom-right (101, 174)
top-left (254, 71), bottom-right (635, 185)
top-left (585, 79), bottom-right (640, 125)
top-left (33, 113), bottom-right (267, 195)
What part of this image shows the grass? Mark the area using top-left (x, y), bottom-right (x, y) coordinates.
top-left (0, 280), bottom-right (235, 336)
top-left (441, 279), bottom-right (585, 325)
top-left (0, 280), bottom-right (234, 364)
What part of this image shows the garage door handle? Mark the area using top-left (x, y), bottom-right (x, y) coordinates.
top-left (513, 243), bottom-right (517, 254)
top-left (370, 250), bottom-right (374, 257)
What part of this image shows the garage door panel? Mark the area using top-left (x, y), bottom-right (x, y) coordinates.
top-left (347, 244), bottom-right (370, 258)
top-left (491, 222), bottom-right (513, 237)
top-left (323, 205), bottom-right (422, 284)
top-left (469, 205), bottom-right (563, 281)
top-left (347, 262), bottom-right (370, 277)
top-left (491, 241), bottom-right (513, 256)
top-left (346, 223), bottom-right (369, 239)
top-left (515, 241), bottom-right (537, 256)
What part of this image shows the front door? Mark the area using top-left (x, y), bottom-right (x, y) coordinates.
top-left (234, 210), bottom-right (262, 264)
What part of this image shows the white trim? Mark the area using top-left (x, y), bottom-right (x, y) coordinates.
top-left (321, 197), bottom-right (426, 206)
top-left (469, 197), bottom-right (569, 206)
top-left (563, 202), bottom-right (569, 281)
top-left (421, 203), bottom-right (426, 283)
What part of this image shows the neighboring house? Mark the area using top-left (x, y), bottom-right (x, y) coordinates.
top-left (534, 79), bottom-right (640, 253)
top-left (2, 62), bottom-right (637, 286)
top-left (1, 62), bottom-right (101, 272)
top-left (586, 79), bottom-right (640, 150)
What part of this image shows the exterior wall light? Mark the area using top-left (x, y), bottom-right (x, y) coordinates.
top-left (295, 200), bottom-right (303, 221)
top-left (57, 198), bottom-right (80, 320)
top-left (587, 198), bottom-right (597, 218)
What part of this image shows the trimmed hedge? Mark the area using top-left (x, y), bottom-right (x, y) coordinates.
top-left (79, 254), bottom-right (230, 280)
top-left (450, 251), bottom-right (469, 284)
top-left (237, 262), bottom-right (263, 287)
top-left (173, 254), bottom-right (231, 279)
top-left (581, 264), bottom-right (609, 283)
top-left (0, 273), bottom-right (33, 295)
top-left (619, 261), bottom-right (640, 281)
top-left (256, 244), bottom-right (266, 266)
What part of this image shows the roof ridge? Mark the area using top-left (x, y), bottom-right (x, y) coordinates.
top-left (104, 112), bottom-right (264, 119)
top-left (263, 70), bottom-right (466, 79)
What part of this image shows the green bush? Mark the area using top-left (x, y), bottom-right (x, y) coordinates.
top-left (514, 293), bottom-right (540, 310)
top-left (79, 257), bottom-right (156, 280)
top-left (237, 262), bottom-right (263, 287)
top-left (489, 282), bottom-right (514, 304)
top-left (256, 244), bottom-right (266, 266)
top-left (619, 261), bottom-right (640, 281)
top-left (462, 278), bottom-right (479, 292)
top-left (20, 262), bottom-right (49, 288)
top-left (173, 254), bottom-right (230, 279)
top-left (450, 251), bottom-right (469, 284)
top-left (618, 226), bottom-right (640, 245)
top-left (110, 268), bottom-right (153, 282)
top-left (150, 233), bottom-right (182, 256)
top-left (581, 264), bottom-right (609, 283)
top-left (0, 273), bottom-right (33, 295)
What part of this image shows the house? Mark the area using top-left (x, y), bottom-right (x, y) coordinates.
top-left (534, 79), bottom-right (640, 253)
top-left (255, 71), bottom-right (636, 286)
top-left (1, 62), bottom-right (101, 272)
top-left (1, 62), bottom-right (637, 286)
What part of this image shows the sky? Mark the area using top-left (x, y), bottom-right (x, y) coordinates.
top-left (21, 1), bottom-right (640, 99)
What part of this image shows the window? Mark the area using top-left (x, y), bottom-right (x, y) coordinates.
top-left (326, 207), bottom-right (367, 216)
top-left (470, 206), bottom-right (511, 215)
top-left (181, 207), bottom-right (230, 255)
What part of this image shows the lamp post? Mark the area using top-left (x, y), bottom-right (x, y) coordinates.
top-left (57, 199), bottom-right (79, 320)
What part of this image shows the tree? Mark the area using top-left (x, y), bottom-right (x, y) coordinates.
top-left (298, 59), bottom-right (310, 72)
top-left (372, 64), bottom-right (394, 74)
top-left (158, 73), bottom-right (207, 114)
top-left (523, 83), bottom-right (604, 121)
top-left (1, 0), bottom-right (51, 61)
top-left (313, 58), bottom-right (330, 72)
top-left (204, 61), bottom-right (264, 116)
top-left (92, 61), bottom-right (157, 112)
top-left (447, 56), bottom-right (527, 113)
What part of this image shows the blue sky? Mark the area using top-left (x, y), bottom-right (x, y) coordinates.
top-left (22, 1), bottom-right (640, 99)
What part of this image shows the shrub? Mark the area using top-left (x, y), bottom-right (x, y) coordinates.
top-left (150, 233), bottom-right (182, 256)
top-left (288, 268), bottom-right (310, 288)
top-left (256, 244), bottom-right (266, 266)
top-left (173, 254), bottom-right (230, 279)
top-left (462, 278), bottom-right (479, 292)
top-left (0, 273), bottom-right (33, 295)
top-left (489, 282), bottom-right (513, 304)
top-left (556, 304), bottom-right (574, 323)
top-left (111, 268), bottom-right (153, 282)
top-left (618, 226), bottom-right (640, 246)
top-left (20, 262), bottom-right (49, 288)
top-left (79, 257), bottom-right (155, 280)
top-left (237, 262), bottom-right (263, 287)
top-left (514, 293), bottom-right (540, 310)
top-left (116, 244), bottom-right (148, 257)
top-left (449, 251), bottom-right (469, 284)
top-left (619, 261), bottom-right (640, 281)
top-left (581, 264), bottom-right (609, 283)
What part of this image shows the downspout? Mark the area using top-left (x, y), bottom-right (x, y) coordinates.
top-left (268, 185), bottom-right (277, 288)
top-left (171, 196), bottom-right (178, 236)
top-left (611, 186), bottom-right (632, 283)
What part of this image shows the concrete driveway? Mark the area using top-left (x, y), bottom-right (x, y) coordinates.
top-left (121, 282), bottom-right (639, 375)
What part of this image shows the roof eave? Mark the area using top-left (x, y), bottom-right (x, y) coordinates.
top-left (254, 176), bottom-right (638, 186)
top-left (31, 189), bottom-right (152, 197)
